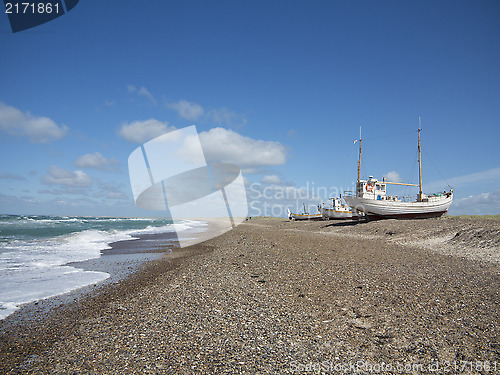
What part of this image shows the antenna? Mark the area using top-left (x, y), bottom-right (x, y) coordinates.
top-left (418, 117), bottom-right (423, 200)
top-left (357, 126), bottom-right (362, 183)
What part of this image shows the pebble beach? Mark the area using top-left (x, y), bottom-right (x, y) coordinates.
top-left (1, 216), bottom-right (499, 374)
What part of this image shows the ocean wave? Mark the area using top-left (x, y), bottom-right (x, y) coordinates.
top-left (0, 216), bottom-right (210, 319)
top-left (0, 219), bottom-right (204, 273)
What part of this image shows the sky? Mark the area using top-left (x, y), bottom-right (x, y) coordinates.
top-left (0, 0), bottom-right (499, 217)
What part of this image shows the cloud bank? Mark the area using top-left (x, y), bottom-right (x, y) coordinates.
top-left (119, 122), bottom-right (287, 170)
top-left (451, 189), bottom-right (500, 215)
top-left (261, 174), bottom-right (282, 184)
top-left (118, 119), bottom-right (176, 143)
top-left (127, 85), bottom-right (157, 105)
top-left (165, 100), bottom-right (205, 121)
top-left (0, 102), bottom-right (68, 143)
top-left (165, 99), bottom-right (246, 127)
top-left (0, 172), bottom-right (26, 181)
top-left (198, 127), bottom-right (287, 168)
top-left (383, 171), bottom-right (403, 183)
top-left (424, 167), bottom-right (500, 192)
top-left (74, 152), bottom-right (119, 171)
top-left (41, 166), bottom-right (92, 187)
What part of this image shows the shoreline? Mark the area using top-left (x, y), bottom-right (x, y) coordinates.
top-left (0, 232), bottom-right (182, 372)
top-left (1, 216), bottom-right (499, 373)
top-left (0, 231), bottom-right (178, 323)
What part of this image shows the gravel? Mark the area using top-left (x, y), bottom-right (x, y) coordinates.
top-left (1, 216), bottom-right (499, 374)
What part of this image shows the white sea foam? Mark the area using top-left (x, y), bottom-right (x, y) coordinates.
top-left (0, 217), bottom-right (205, 320)
top-left (0, 230), bottom-right (123, 319)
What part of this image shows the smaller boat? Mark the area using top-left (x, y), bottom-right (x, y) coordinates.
top-left (288, 204), bottom-right (323, 221)
top-left (319, 197), bottom-right (353, 219)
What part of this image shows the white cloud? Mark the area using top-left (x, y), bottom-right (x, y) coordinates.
top-left (165, 99), bottom-right (246, 127)
top-left (137, 86), bottom-right (157, 105)
top-left (262, 174), bottom-right (282, 184)
top-left (198, 128), bottom-right (287, 168)
top-left (74, 152), bottom-right (120, 171)
top-left (0, 172), bottom-right (26, 181)
top-left (41, 166), bottom-right (92, 187)
top-left (451, 189), bottom-right (500, 215)
top-left (166, 99), bottom-right (205, 121)
top-left (127, 85), bottom-right (156, 104)
top-left (175, 133), bottom-right (207, 165)
top-left (38, 187), bottom-right (90, 196)
top-left (95, 182), bottom-right (128, 200)
top-left (383, 171), bottom-right (402, 182)
top-left (424, 167), bottom-right (500, 192)
top-left (118, 119), bottom-right (176, 143)
top-left (240, 167), bottom-right (274, 175)
top-left (445, 167), bottom-right (500, 187)
top-left (207, 107), bottom-right (247, 128)
top-left (0, 102), bottom-right (68, 143)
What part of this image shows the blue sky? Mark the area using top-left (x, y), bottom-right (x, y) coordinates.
top-left (1, 0), bottom-right (499, 217)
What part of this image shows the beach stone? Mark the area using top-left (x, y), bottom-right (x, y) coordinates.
top-left (1, 216), bottom-right (500, 373)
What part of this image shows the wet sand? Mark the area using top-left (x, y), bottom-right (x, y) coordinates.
top-left (1, 216), bottom-right (499, 374)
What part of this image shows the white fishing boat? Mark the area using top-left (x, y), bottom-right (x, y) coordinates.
top-left (344, 126), bottom-right (453, 221)
top-left (287, 204), bottom-right (323, 221)
top-left (319, 197), bottom-right (353, 219)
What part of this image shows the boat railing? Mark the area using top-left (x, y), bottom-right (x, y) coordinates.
top-left (343, 191), bottom-right (356, 197)
top-left (385, 195), bottom-right (413, 202)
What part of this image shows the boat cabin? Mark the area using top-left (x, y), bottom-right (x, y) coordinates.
top-left (356, 176), bottom-right (387, 200)
top-left (322, 197), bottom-right (349, 210)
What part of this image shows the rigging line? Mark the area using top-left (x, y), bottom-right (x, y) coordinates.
top-left (404, 149), bottom-right (419, 197)
top-left (407, 149), bottom-right (418, 184)
top-left (401, 149), bottom-right (417, 197)
top-left (422, 147), bottom-right (452, 189)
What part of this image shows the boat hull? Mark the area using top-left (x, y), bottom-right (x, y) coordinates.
top-left (289, 213), bottom-right (323, 220)
top-left (363, 210), bottom-right (448, 221)
top-left (344, 194), bottom-right (453, 221)
top-left (320, 208), bottom-right (352, 219)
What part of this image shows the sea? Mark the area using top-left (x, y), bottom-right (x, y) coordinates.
top-left (0, 214), bottom-right (204, 320)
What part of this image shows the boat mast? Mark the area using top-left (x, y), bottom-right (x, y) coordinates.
top-left (357, 127), bottom-right (362, 183)
top-left (418, 118), bottom-right (423, 200)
